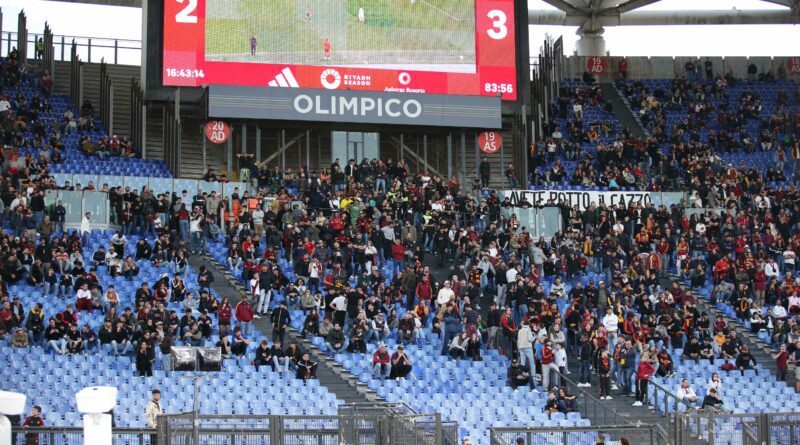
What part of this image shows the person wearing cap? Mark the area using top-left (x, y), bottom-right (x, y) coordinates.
top-left (368, 312), bottom-right (390, 344)
top-left (389, 344), bottom-right (413, 380)
top-left (436, 280), bottom-right (455, 309)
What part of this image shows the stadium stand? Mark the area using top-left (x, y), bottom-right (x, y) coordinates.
top-left (0, 57), bottom-right (171, 178)
top-left (3, 26), bottom-right (800, 444)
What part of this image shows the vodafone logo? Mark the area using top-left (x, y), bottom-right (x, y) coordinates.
top-left (320, 69), bottom-right (341, 90)
top-left (398, 72), bottom-right (411, 86)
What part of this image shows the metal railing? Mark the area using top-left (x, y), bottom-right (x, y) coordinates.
top-left (674, 411), bottom-right (800, 445)
top-left (1, 30), bottom-right (141, 65)
top-left (551, 369), bottom-right (634, 426)
top-left (155, 410), bottom-right (455, 445)
top-left (489, 425), bottom-right (669, 445)
top-left (9, 427), bottom-right (153, 445)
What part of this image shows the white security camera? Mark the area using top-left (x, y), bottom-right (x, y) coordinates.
top-left (0, 391), bottom-right (26, 445)
top-left (76, 387), bottom-right (118, 445)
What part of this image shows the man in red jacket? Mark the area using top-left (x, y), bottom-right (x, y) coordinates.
top-left (391, 239), bottom-right (405, 276)
top-left (235, 297), bottom-right (254, 337)
top-left (633, 358), bottom-right (656, 406)
top-left (373, 343), bottom-right (391, 380)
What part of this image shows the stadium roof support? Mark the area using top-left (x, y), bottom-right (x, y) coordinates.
top-left (529, 0), bottom-right (800, 56)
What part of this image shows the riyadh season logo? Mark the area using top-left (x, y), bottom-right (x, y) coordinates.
top-left (320, 69), bottom-right (341, 90)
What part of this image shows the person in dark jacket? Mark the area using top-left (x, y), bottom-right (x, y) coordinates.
top-left (508, 358), bottom-right (533, 389)
top-left (325, 323), bottom-right (347, 354)
top-left (135, 341), bottom-right (154, 376)
top-left (441, 304), bottom-right (461, 356)
top-left (271, 302), bottom-right (291, 344)
top-left (295, 352), bottom-right (317, 380)
top-left (252, 339), bottom-right (274, 370)
top-left (578, 333), bottom-right (593, 386)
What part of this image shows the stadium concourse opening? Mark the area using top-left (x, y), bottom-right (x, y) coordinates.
top-left (207, 122), bottom-right (518, 192)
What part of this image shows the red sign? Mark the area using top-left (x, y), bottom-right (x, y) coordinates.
top-left (587, 56), bottom-right (606, 74)
top-left (205, 120), bottom-right (230, 144)
top-left (162, 0), bottom-right (518, 100)
top-left (788, 57), bottom-right (800, 74)
top-left (478, 131), bottom-right (503, 154)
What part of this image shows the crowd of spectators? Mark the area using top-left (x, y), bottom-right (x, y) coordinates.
top-left (2, 47), bottom-right (800, 425)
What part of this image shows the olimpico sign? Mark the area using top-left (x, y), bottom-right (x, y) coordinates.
top-left (292, 94), bottom-right (423, 119)
top-left (208, 86), bottom-right (501, 128)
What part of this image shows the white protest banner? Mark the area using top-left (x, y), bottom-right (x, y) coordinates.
top-left (502, 189), bottom-right (654, 211)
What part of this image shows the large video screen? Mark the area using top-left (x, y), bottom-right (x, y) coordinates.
top-left (162, 0), bottom-right (517, 100)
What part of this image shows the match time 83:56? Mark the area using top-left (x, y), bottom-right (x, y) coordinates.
top-left (484, 83), bottom-right (513, 94)
top-left (165, 68), bottom-right (205, 79)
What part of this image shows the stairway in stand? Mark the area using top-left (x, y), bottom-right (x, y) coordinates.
top-left (189, 254), bottom-right (381, 405)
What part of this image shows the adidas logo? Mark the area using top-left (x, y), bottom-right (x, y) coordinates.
top-left (268, 68), bottom-right (300, 87)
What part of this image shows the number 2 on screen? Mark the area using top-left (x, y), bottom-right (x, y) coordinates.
top-left (487, 10), bottom-right (508, 40)
top-left (176, 0), bottom-right (198, 24)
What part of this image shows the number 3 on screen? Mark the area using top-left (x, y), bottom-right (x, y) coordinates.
top-left (487, 10), bottom-right (508, 40)
top-left (176, 0), bottom-right (198, 24)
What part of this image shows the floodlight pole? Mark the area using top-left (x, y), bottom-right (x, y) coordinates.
top-left (179, 374), bottom-right (209, 445)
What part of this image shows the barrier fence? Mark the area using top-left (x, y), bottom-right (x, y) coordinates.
top-left (51, 173), bottom-right (248, 198)
top-left (154, 410), bottom-right (456, 445)
top-left (489, 425), bottom-right (669, 445)
top-left (674, 412), bottom-right (800, 445)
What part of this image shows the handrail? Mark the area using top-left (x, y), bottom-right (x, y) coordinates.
top-left (490, 424), bottom-right (659, 445)
top-left (648, 376), bottom-right (722, 415)
top-left (551, 368), bottom-right (634, 426)
top-left (3, 30), bottom-right (141, 43)
top-left (1, 30), bottom-right (141, 65)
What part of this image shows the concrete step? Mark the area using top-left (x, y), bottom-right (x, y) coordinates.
top-left (195, 253), bottom-right (381, 407)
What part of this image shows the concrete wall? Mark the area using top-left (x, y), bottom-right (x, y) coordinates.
top-left (561, 56), bottom-right (800, 81)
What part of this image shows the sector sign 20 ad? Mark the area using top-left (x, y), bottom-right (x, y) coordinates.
top-left (162, 0), bottom-right (518, 100)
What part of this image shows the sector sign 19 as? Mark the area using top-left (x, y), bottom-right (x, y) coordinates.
top-left (478, 131), bottom-right (502, 154)
top-left (162, 0), bottom-right (518, 100)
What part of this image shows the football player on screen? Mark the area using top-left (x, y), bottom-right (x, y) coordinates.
top-left (358, 7), bottom-right (365, 23)
top-left (323, 38), bottom-right (332, 60)
top-left (249, 35), bottom-right (257, 56)
top-left (305, 6), bottom-right (312, 23)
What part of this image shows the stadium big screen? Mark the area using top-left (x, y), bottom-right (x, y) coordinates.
top-left (162, 0), bottom-right (518, 100)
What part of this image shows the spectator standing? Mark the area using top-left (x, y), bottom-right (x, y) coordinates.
top-left (145, 389), bottom-right (162, 444)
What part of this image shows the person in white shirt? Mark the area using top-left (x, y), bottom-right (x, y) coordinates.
top-left (145, 389), bottom-right (163, 441)
top-left (75, 283), bottom-right (93, 313)
top-left (436, 280), bottom-right (455, 308)
top-left (251, 207), bottom-right (265, 239)
top-left (249, 275), bottom-right (261, 318)
top-left (677, 379), bottom-right (699, 407)
top-left (550, 278), bottom-right (566, 299)
top-left (81, 212), bottom-right (92, 247)
top-left (554, 343), bottom-right (569, 377)
top-left (783, 249), bottom-right (796, 272)
top-left (602, 307), bottom-right (619, 351)
top-left (695, 221), bottom-right (706, 235)
top-left (329, 294), bottom-right (347, 327)
top-left (765, 259), bottom-right (780, 280)
top-left (0, 97), bottom-right (10, 112)
top-left (506, 264), bottom-right (519, 284)
top-left (517, 321), bottom-right (535, 369)
top-left (573, 103), bottom-right (583, 120)
top-left (771, 301), bottom-right (788, 320)
top-left (707, 372), bottom-right (723, 398)
top-left (364, 241), bottom-right (378, 274)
